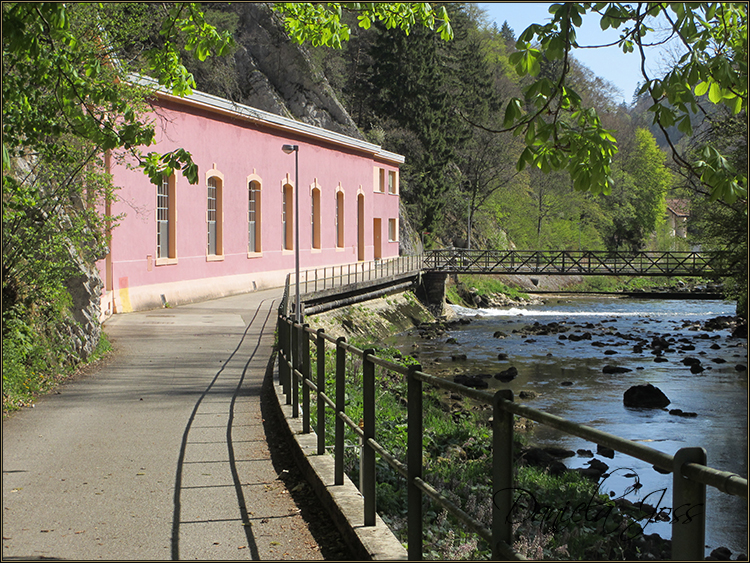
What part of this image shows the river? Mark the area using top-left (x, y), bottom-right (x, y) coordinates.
top-left (385, 296), bottom-right (747, 557)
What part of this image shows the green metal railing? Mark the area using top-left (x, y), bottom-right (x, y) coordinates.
top-left (275, 261), bottom-right (747, 560)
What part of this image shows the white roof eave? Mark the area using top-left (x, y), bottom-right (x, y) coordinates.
top-left (129, 74), bottom-right (405, 165)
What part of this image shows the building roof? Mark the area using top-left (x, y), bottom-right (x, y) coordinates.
top-left (666, 198), bottom-right (690, 217)
top-left (129, 74), bottom-right (405, 165)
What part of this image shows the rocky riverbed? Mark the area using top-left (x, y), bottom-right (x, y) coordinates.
top-left (383, 297), bottom-right (747, 560)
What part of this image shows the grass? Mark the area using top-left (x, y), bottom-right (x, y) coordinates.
top-left (2, 330), bottom-right (112, 416)
top-left (567, 275), bottom-right (708, 293)
top-left (446, 275), bottom-right (530, 308)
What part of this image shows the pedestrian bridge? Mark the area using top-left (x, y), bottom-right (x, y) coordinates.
top-left (424, 249), bottom-right (734, 277)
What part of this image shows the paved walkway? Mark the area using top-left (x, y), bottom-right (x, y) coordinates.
top-left (2, 288), bottom-right (352, 560)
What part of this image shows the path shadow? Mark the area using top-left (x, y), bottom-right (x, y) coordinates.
top-left (260, 353), bottom-right (355, 560)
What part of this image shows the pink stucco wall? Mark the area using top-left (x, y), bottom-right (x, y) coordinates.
top-left (97, 93), bottom-right (401, 314)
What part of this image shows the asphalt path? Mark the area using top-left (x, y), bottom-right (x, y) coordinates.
top-left (2, 288), bottom-right (352, 560)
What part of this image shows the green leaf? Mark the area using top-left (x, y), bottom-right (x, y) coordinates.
top-left (694, 81), bottom-right (709, 96)
top-left (708, 82), bottom-right (722, 104)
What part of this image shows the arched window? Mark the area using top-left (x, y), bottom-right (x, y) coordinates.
top-left (207, 173), bottom-right (223, 257)
top-left (311, 185), bottom-right (321, 250)
top-left (335, 189), bottom-right (344, 248)
top-left (283, 183), bottom-right (294, 250)
top-left (248, 179), bottom-right (261, 253)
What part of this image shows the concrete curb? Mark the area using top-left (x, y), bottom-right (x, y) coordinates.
top-left (271, 360), bottom-right (408, 561)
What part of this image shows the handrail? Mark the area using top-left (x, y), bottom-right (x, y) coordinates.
top-left (275, 256), bottom-right (747, 560)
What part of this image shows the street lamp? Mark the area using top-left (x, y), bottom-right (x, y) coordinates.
top-left (282, 144), bottom-right (300, 324)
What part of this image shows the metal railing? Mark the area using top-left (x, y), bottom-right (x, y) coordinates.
top-left (295, 255), bottom-right (423, 295)
top-left (424, 249), bottom-right (735, 277)
top-left (275, 260), bottom-right (748, 560)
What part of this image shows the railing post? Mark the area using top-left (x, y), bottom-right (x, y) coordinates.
top-left (284, 317), bottom-right (293, 404)
top-left (316, 329), bottom-right (326, 455)
top-left (362, 348), bottom-right (376, 526)
top-left (279, 317), bottom-right (289, 396)
top-left (408, 364), bottom-right (423, 561)
top-left (335, 337), bottom-right (347, 486)
top-left (302, 324), bottom-right (311, 433)
top-left (291, 322), bottom-right (300, 416)
top-left (672, 447), bottom-right (707, 560)
top-left (492, 389), bottom-right (514, 559)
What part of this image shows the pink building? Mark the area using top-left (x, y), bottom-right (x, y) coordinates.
top-left (98, 78), bottom-right (403, 316)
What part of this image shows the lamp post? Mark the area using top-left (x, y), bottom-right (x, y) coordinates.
top-left (282, 144), bottom-right (300, 324)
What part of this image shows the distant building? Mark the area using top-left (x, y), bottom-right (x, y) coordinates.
top-left (665, 198), bottom-right (689, 238)
top-left (97, 78), bottom-right (402, 317)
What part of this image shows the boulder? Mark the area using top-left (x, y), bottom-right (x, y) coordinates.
top-left (708, 546), bottom-right (733, 560)
top-left (543, 446), bottom-right (575, 458)
top-left (623, 384), bottom-right (670, 408)
top-left (453, 374), bottom-right (488, 389)
top-left (603, 365), bottom-right (632, 374)
top-left (495, 366), bottom-right (518, 382)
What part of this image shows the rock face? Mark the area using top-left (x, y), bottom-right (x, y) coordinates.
top-left (623, 384), bottom-right (671, 409)
top-left (195, 4), bottom-right (363, 139)
top-left (63, 250), bottom-right (103, 361)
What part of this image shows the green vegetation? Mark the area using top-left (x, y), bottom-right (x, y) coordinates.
top-left (303, 338), bottom-right (652, 559)
top-left (446, 275), bottom-right (530, 308)
top-left (3, 331), bottom-right (111, 416)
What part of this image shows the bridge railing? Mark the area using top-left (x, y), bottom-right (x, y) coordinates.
top-left (424, 249), bottom-right (732, 277)
top-left (276, 271), bottom-right (748, 560)
top-left (293, 255), bottom-right (422, 295)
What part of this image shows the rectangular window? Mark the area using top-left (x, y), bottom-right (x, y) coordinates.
top-left (157, 176), bottom-right (170, 258)
top-left (388, 218), bottom-right (398, 242)
top-left (311, 188), bottom-right (321, 249)
top-left (156, 175), bottom-right (176, 263)
top-left (388, 170), bottom-right (397, 194)
top-left (379, 168), bottom-right (386, 192)
top-left (248, 181), bottom-right (260, 253)
top-left (207, 177), bottom-right (217, 255)
top-left (283, 184), bottom-right (293, 250)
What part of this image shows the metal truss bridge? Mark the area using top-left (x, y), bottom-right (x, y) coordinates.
top-left (423, 249), bottom-right (735, 277)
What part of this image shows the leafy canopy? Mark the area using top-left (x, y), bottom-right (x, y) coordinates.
top-left (272, 2), bottom-right (454, 48)
top-left (2, 2), bottom-right (233, 184)
top-left (500, 2), bottom-right (747, 204)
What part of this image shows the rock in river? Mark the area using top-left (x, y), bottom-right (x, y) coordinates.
top-left (623, 384), bottom-right (671, 409)
top-left (453, 374), bottom-right (489, 389)
top-left (495, 366), bottom-right (518, 382)
top-left (603, 365), bottom-right (633, 374)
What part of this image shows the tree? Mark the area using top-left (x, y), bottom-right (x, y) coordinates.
top-left (487, 3), bottom-right (746, 204)
top-left (271, 2), bottom-right (453, 47)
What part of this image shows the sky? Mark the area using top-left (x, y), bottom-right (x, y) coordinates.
top-left (477, 3), bottom-right (673, 106)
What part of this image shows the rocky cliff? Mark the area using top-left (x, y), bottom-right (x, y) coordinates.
top-left (191, 3), bottom-right (363, 139)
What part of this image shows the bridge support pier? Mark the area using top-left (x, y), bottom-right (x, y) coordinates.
top-left (418, 272), bottom-right (448, 318)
